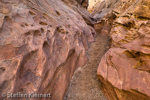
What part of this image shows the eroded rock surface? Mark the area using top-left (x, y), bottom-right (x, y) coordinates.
top-left (62, 0), bottom-right (89, 9)
top-left (97, 0), bottom-right (150, 100)
top-left (0, 0), bottom-right (96, 100)
top-left (88, 0), bottom-right (102, 12)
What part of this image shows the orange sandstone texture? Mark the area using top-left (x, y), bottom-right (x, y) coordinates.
top-left (0, 0), bottom-right (96, 100)
top-left (97, 0), bottom-right (150, 100)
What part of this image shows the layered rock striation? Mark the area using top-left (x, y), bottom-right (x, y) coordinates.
top-left (0, 0), bottom-right (96, 100)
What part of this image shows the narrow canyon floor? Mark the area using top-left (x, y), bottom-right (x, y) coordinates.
top-left (64, 33), bottom-right (110, 100)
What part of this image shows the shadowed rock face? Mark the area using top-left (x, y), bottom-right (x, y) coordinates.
top-left (97, 0), bottom-right (150, 100)
top-left (76, 0), bottom-right (89, 9)
top-left (62, 0), bottom-right (88, 9)
top-left (0, 0), bottom-right (96, 100)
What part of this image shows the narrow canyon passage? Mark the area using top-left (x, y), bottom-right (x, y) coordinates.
top-left (64, 32), bottom-right (110, 100)
top-left (1, 0), bottom-right (150, 100)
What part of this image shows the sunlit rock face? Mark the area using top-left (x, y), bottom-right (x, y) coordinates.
top-left (0, 0), bottom-right (96, 100)
top-left (97, 0), bottom-right (150, 100)
top-left (88, 0), bottom-right (103, 13)
top-left (88, 0), bottom-right (117, 13)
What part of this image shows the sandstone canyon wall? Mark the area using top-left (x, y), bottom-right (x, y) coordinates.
top-left (97, 0), bottom-right (150, 100)
top-left (88, 0), bottom-right (102, 12)
top-left (0, 0), bottom-right (96, 100)
top-left (1, 0), bottom-right (150, 100)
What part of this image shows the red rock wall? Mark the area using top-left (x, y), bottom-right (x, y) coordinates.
top-left (0, 0), bottom-right (96, 100)
top-left (97, 0), bottom-right (150, 100)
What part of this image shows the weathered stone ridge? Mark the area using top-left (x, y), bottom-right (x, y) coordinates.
top-left (0, 0), bottom-right (95, 100)
top-left (97, 0), bottom-right (150, 100)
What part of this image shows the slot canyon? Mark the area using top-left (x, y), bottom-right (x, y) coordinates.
top-left (0, 0), bottom-right (150, 100)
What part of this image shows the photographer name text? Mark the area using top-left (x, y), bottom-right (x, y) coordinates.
top-left (1, 92), bottom-right (51, 98)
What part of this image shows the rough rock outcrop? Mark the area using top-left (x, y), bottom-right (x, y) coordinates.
top-left (97, 0), bottom-right (150, 100)
top-left (62, 0), bottom-right (88, 9)
top-left (0, 0), bottom-right (96, 100)
top-left (61, 0), bottom-right (95, 26)
top-left (88, 0), bottom-right (117, 14)
top-left (88, 0), bottom-right (102, 13)
top-left (76, 0), bottom-right (89, 9)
